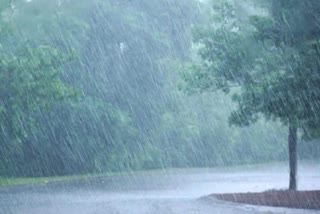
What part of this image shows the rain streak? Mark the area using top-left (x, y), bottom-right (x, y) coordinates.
top-left (0, 0), bottom-right (319, 213)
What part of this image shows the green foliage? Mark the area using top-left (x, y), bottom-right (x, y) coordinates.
top-left (0, 43), bottom-right (79, 175)
top-left (1, 0), bottom-right (318, 178)
top-left (182, 1), bottom-right (320, 188)
top-left (0, 0), bottom-right (205, 177)
top-left (185, 0), bottom-right (320, 135)
top-left (0, 1), bottom-right (80, 176)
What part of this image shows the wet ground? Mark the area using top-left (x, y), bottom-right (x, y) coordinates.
top-left (0, 162), bottom-right (319, 214)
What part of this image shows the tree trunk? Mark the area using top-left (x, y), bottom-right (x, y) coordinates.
top-left (288, 125), bottom-right (298, 191)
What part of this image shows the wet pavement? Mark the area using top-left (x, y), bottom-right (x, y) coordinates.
top-left (0, 162), bottom-right (319, 214)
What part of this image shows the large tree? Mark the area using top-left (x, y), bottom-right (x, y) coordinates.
top-left (184, 0), bottom-right (320, 190)
top-left (0, 2), bottom-right (78, 176)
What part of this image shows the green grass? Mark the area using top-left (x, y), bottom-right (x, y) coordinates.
top-left (0, 173), bottom-right (115, 187)
top-left (2, 161), bottom-right (307, 188)
top-left (0, 169), bottom-right (169, 187)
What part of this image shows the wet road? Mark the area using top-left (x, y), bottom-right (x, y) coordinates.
top-left (1, 162), bottom-right (319, 214)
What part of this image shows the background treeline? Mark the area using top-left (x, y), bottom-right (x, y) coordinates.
top-left (0, 0), bottom-right (318, 177)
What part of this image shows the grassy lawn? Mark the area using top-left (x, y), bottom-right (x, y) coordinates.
top-left (0, 169), bottom-right (167, 187)
top-left (0, 173), bottom-right (115, 187)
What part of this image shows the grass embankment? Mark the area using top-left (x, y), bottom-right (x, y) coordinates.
top-left (0, 173), bottom-right (116, 187)
top-left (0, 168), bottom-right (169, 187)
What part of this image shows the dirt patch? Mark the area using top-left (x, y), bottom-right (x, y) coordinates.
top-left (212, 190), bottom-right (320, 210)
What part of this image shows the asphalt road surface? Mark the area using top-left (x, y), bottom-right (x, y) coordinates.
top-left (1, 162), bottom-right (319, 214)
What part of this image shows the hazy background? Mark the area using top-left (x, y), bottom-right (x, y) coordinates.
top-left (0, 0), bottom-right (319, 178)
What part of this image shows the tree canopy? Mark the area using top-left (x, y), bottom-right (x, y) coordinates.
top-left (0, 0), bottom-right (318, 179)
top-left (183, 0), bottom-right (320, 190)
